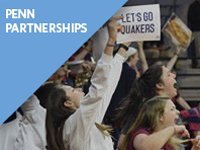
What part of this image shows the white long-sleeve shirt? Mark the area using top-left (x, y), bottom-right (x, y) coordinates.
top-left (0, 95), bottom-right (46, 150)
top-left (63, 53), bottom-right (124, 150)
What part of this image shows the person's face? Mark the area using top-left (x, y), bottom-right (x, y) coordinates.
top-left (62, 85), bottom-right (85, 109)
top-left (159, 66), bottom-right (177, 98)
top-left (161, 100), bottom-right (179, 128)
top-left (130, 53), bottom-right (139, 68)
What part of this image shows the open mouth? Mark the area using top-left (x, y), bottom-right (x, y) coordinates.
top-left (174, 117), bottom-right (180, 125)
top-left (173, 83), bottom-right (178, 89)
top-left (175, 116), bottom-right (181, 125)
top-left (174, 118), bottom-right (178, 124)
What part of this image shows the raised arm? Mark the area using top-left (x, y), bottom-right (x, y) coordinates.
top-left (166, 46), bottom-right (182, 71)
top-left (106, 16), bottom-right (126, 57)
top-left (75, 39), bottom-right (93, 61)
top-left (95, 16), bottom-right (127, 121)
top-left (68, 16), bottom-right (125, 139)
top-left (137, 41), bottom-right (148, 72)
top-left (177, 96), bottom-right (191, 110)
top-left (133, 125), bottom-right (189, 150)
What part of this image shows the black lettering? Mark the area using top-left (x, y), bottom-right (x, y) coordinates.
top-left (126, 13), bottom-right (131, 22)
top-left (131, 25), bottom-right (135, 33)
top-left (136, 13), bottom-right (142, 22)
top-left (150, 24), bottom-right (155, 33)
top-left (131, 13), bottom-right (135, 22)
top-left (121, 24), bottom-right (155, 34)
top-left (140, 24), bottom-right (145, 33)
top-left (143, 12), bottom-right (148, 21)
top-left (126, 25), bottom-right (131, 33)
top-left (121, 25), bottom-right (125, 34)
top-left (143, 12), bottom-right (154, 21)
top-left (149, 12), bottom-right (153, 21)
top-left (145, 24), bottom-right (150, 32)
top-left (135, 25), bottom-right (140, 33)
top-left (121, 14), bottom-right (126, 23)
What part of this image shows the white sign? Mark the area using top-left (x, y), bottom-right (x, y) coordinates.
top-left (114, 4), bottom-right (161, 44)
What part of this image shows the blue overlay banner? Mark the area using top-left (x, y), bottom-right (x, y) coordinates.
top-left (0, 0), bottom-right (127, 125)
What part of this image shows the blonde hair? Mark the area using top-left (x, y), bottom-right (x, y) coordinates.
top-left (95, 122), bottom-right (112, 137)
top-left (121, 96), bottom-right (181, 150)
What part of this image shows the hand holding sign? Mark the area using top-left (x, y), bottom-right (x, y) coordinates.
top-left (162, 13), bottom-right (193, 51)
top-left (107, 16), bottom-right (123, 44)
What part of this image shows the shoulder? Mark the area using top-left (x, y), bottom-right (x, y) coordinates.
top-left (122, 63), bottom-right (136, 75)
top-left (130, 129), bottom-right (151, 140)
top-left (131, 129), bottom-right (151, 150)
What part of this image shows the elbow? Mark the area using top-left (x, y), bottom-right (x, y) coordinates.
top-left (138, 142), bottom-right (160, 150)
top-left (141, 146), bottom-right (159, 150)
top-left (140, 145), bottom-right (153, 150)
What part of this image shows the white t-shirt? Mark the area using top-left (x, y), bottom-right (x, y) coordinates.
top-left (0, 95), bottom-right (46, 150)
top-left (63, 53), bottom-right (124, 150)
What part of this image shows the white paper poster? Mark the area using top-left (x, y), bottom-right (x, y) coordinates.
top-left (114, 4), bottom-right (161, 44)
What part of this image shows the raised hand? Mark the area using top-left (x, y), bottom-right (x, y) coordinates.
top-left (174, 125), bottom-right (190, 138)
top-left (107, 16), bottom-right (123, 44)
top-left (191, 135), bottom-right (200, 150)
top-left (105, 16), bottom-right (123, 56)
top-left (137, 41), bottom-right (144, 48)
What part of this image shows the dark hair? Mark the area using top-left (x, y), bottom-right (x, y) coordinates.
top-left (34, 83), bottom-right (56, 108)
top-left (46, 85), bottom-right (75, 150)
top-left (114, 65), bottom-right (163, 128)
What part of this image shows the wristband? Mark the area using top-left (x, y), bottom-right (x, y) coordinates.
top-left (107, 43), bottom-right (115, 47)
top-left (119, 44), bottom-right (129, 51)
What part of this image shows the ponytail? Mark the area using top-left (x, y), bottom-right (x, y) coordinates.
top-left (113, 65), bottom-right (163, 129)
top-left (46, 85), bottom-right (74, 150)
top-left (113, 79), bottom-right (144, 129)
